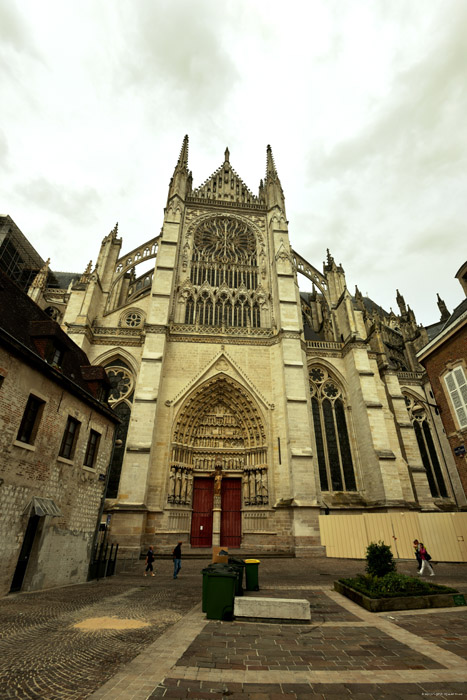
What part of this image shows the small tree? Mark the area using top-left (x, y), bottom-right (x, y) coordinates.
top-left (365, 541), bottom-right (396, 578)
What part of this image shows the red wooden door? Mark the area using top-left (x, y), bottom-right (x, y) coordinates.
top-left (191, 478), bottom-right (214, 547)
top-left (220, 478), bottom-right (242, 548)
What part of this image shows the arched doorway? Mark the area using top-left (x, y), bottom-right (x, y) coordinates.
top-left (168, 375), bottom-right (268, 547)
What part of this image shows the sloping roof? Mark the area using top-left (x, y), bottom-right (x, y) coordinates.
top-left (442, 297), bottom-right (467, 330)
top-left (425, 320), bottom-right (446, 341)
top-left (48, 271), bottom-right (80, 289)
top-left (0, 269), bottom-right (117, 420)
top-left (0, 215), bottom-right (45, 270)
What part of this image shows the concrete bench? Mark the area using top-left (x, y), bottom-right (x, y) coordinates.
top-left (234, 596), bottom-right (311, 622)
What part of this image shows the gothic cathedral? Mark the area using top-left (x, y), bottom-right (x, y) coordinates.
top-left (35, 137), bottom-right (466, 557)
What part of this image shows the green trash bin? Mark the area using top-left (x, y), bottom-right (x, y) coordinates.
top-left (228, 557), bottom-right (245, 596)
top-left (201, 563), bottom-right (235, 612)
top-left (205, 569), bottom-right (237, 620)
top-left (244, 558), bottom-right (260, 591)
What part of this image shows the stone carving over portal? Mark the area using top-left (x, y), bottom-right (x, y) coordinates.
top-left (167, 375), bottom-right (268, 506)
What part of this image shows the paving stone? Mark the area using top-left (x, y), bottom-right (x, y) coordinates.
top-left (2, 555), bottom-right (467, 700)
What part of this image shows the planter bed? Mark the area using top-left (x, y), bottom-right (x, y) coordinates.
top-left (334, 580), bottom-right (466, 613)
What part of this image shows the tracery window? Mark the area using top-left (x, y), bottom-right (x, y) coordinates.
top-left (184, 216), bottom-right (262, 329)
top-left (121, 310), bottom-right (144, 328)
top-left (104, 360), bottom-right (135, 498)
top-left (309, 366), bottom-right (357, 492)
top-left (404, 395), bottom-right (448, 498)
top-left (45, 306), bottom-right (61, 322)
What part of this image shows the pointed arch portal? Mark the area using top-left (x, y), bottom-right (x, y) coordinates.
top-left (168, 375), bottom-right (268, 547)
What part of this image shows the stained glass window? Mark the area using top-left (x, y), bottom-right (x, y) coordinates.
top-left (309, 366), bottom-right (357, 492)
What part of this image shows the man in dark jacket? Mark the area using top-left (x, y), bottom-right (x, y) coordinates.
top-left (144, 546), bottom-right (155, 577)
top-left (173, 541), bottom-right (182, 579)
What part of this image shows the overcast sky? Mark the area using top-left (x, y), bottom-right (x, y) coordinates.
top-left (1, 0), bottom-right (466, 325)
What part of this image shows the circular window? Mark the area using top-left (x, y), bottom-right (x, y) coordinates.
top-left (309, 367), bottom-right (325, 383)
top-left (123, 312), bottom-right (143, 327)
top-left (323, 382), bottom-right (339, 399)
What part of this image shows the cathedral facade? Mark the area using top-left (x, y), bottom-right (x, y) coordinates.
top-left (33, 137), bottom-right (466, 558)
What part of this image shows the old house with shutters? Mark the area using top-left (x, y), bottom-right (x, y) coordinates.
top-left (21, 137), bottom-right (466, 559)
top-left (0, 269), bottom-right (118, 596)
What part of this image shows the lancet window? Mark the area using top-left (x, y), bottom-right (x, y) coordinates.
top-left (309, 366), bottom-right (357, 492)
top-left (404, 394), bottom-right (448, 498)
top-left (184, 216), bottom-right (262, 329)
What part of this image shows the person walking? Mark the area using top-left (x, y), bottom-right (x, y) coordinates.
top-left (144, 545), bottom-right (155, 577)
top-left (413, 539), bottom-right (422, 572)
top-left (417, 542), bottom-right (435, 576)
top-left (173, 541), bottom-right (182, 579)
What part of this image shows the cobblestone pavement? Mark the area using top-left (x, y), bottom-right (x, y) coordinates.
top-left (2, 556), bottom-right (467, 700)
top-left (0, 557), bottom-right (209, 700)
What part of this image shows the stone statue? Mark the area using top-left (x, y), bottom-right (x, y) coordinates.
top-left (214, 468), bottom-right (223, 494)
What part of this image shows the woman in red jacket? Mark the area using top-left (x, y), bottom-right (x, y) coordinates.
top-left (417, 543), bottom-right (434, 576)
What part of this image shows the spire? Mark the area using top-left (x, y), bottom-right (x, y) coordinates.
top-left (266, 144), bottom-right (278, 179)
top-left (27, 258), bottom-right (50, 302)
top-left (168, 135), bottom-right (190, 202)
top-left (264, 145), bottom-right (285, 212)
top-left (79, 260), bottom-right (93, 284)
top-left (224, 147), bottom-right (230, 163)
top-left (437, 293), bottom-right (450, 322)
top-left (177, 134), bottom-right (189, 171)
top-left (396, 289), bottom-right (407, 315)
top-left (102, 223), bottom-right (119, 246)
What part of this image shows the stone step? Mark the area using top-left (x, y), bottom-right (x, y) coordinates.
top-left (234, 596), bottom-right (311, 622)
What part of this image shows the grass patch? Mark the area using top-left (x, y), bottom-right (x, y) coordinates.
top-left (339, 572), bottom-right (458, 599)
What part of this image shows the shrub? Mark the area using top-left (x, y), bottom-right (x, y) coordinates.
top-left (365, 541), bottom-right (396, 578)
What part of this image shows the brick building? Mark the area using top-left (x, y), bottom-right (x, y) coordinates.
top-left (418, 262), bottom-right (467, 496)
top-left (0, 270), bottom-right (119, 596)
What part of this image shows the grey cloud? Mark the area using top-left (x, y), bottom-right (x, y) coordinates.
top-left (402, 221), bottom-right (465, 256)
top-left (18, 178), bottom-right (102, 225)
top-left (310, 3), bottom-right (467, 180)
top-left (0, 3), bottom-right (32, 52)
top-left (116, 1), bottom-right (239, 112)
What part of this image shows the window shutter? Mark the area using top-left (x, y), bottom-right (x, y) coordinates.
top-left (445, 368), bottom-right (467, 429)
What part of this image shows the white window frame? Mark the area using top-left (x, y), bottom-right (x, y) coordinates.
top-left (444, 365), bottom-right (467, 430)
